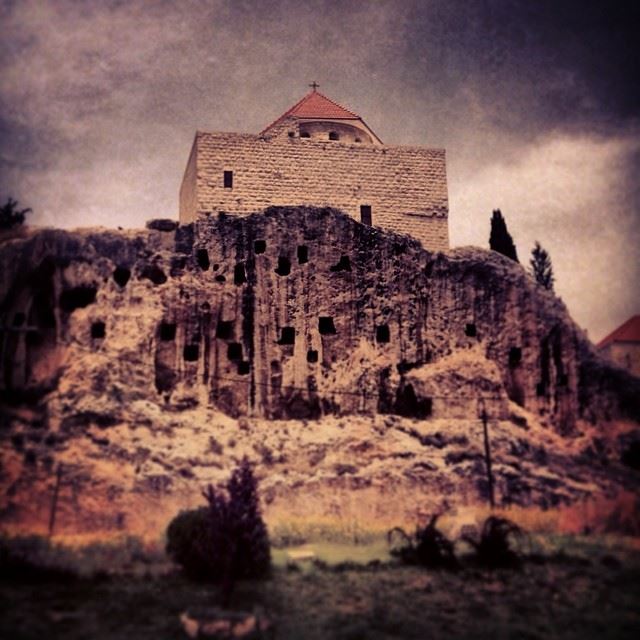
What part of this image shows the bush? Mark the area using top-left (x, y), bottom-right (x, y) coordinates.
top-left (462, 516), bottom-right (526, 568)
top-left (0, 197), bottom-right (31, 230)
top-left (388, 514), bottom-right (457, 570)
top-left (166, 458), bottom-right (271, 585)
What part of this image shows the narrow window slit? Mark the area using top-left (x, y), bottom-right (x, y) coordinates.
top-left (234, 262), bottom-right (247, 285)
top-left (223, 171), bottom-right (233, 188)
top-left (297, 245), bottom-right (308, 264)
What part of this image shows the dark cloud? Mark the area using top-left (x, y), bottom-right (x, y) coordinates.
top-left (0, 0), bottom-right (637, 339)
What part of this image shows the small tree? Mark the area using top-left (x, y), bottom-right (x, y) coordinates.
top-left (529, 241), bottom-right (554, 291)
top-left (489, 209), bottom-right (519, 262)
top-left (166, 457), bottom-right (270, 601)
top-left (0, 198), bottom-right (31, 230)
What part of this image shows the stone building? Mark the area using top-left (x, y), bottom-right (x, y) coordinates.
top-left (597, 315), bottom-right (640, 377)
top-left (179, 88), bottom-right (449, 251)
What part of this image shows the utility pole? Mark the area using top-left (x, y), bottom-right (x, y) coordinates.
top-left (48, 463), bottom-right (63, 537)
top-left (478, 399), bottom-right (495, 509)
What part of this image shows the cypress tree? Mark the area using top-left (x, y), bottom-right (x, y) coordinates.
top-left (530, 241), bottom-right (554, 291)
top-left (489, 209), bottom-right (519, 262)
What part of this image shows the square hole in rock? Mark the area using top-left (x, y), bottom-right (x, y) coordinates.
top-left (216, 321), bottom-right (234, 339)
top-left (254, 240), bottom-right (266, 254)
top-left (376, 324), bottom-right (390, 343)
top-left (307, 349), bottom-right (318, 363)
top-left (278, 327), bottom-right (295, 345)
top-left (319, 317), bottom-right (337, 335)
top-left (227, 342), bottom-right (243, 360)
top-left (160, 322), bottom-right (176, 341)
top-left (465, 323), bottom-right (477, 337)
top-left (184, 344), bottom-right (199, 361)
top-left (91, 321), bottom-right (106, 339)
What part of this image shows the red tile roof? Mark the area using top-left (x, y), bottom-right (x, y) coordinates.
top-left (597, 315), bottom-right (640, 348)
top-left (260, 90), bottom-right (360, 134)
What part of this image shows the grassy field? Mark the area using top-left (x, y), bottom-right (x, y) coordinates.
top-left (1, 535), bottom-right (639, 639)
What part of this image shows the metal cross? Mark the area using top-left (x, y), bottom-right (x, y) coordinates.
top-left (309, 81), bottom-right (320, 91)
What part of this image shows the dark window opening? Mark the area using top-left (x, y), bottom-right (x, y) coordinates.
top-left (355, 138), bottom-right (362, 143)
top-left (300, 131), bottom-right (310, 138)
top-left (509, 347), bottom-right (522, 367)
top-left (223, 170), bottom-right (233, 188)
top-left (287, 131), bottom-right (295, 137)
top-left (376, 324), bottom-right (390, 343)
top-left (91, 321), bottom-right (106, 339)
top-left (215, 274), bottom-right (226, 283)
top-left (227, 342), bottom-right (242, 360)
top-left (307, 349), bottom-right (318, 363)
top-left (558, 373), bottom-right (569, 386)
top-left (536, 382), bottom-right (546, 397)
top-left (465, 323), bottom-right (477, 337)
top-left (275, 256), bottom-right (291, 276)
top-left (13, 312), bottom-right (26, 327)
top-left (196, 248), bottom-right (210, 270)
top-left (237, 361), bottom-right (250, 375)
top-left (60, 286), bottom-right (97, 312)
top-left (360, 205), bottom-right (372, 226)
top-left (213, 263), bottom-right (219, 271)
top-left (329, 131), bottom-right (339, 141)
top-left (277, 327), bottom-right (295, 345)
top-left (297, 245), bottom-right (308, 264)
top-left (140, 265), bottom-right (167, 285)
top-left (319, 317), bottom-right (337, 335)
top-left (234, 262), bottom-right (247, 285)
top-left (330, 255), bottom-right (351, 272)
top-left (113, 266), bottom-right (131, 288)
top-left (184, 344), bottom-right (199, 361)
top-left (160, 322), bottom-right (176, 341)
top-left (216, 320), bottom-right (234, 340)
top-left (254, 240), bottom-right (266, 254)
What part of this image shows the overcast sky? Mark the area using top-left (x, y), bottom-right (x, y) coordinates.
top-left (1, 0), bottom-right (638, 342)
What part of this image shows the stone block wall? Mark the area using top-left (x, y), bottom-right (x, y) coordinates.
top-left (180, 131), bottom-right (449, 252)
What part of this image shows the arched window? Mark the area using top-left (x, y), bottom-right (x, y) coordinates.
top-left (328, 131), bottom-right (339, 141)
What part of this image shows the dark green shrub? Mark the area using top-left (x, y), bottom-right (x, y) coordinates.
top-left (166, 458), bottom-right (271, 585)
top-left (462, 516), bottom-right (526, 568)
top-left (388, 514), bottom-right (457, 570)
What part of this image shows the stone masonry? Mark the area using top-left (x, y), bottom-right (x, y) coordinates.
top-left (179, 90), bottom-right (449, 251)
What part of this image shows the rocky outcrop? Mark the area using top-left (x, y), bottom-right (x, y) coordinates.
top-left (0, 207), bottom-right (638, 535)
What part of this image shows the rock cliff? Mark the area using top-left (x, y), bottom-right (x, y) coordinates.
top-left (0, 207), bottom-right (638, 536)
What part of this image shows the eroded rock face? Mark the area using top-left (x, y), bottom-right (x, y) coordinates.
top-left (1, 207), bottom-right (637, 427)
top-left (0, 207), bottom-right (638, 535)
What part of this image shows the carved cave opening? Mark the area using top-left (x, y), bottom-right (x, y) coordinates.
top-left (307, 349), bottom-right (318, 363)
top-left (330, 255), bottom-right (351, 272)
top-left (277, 327), bottom-right (295, 345)
top-left (318, 317), bottom-right (337, 335)
top-left (160, 322), bottom-right (176, 341)
top-left (113, 266), bottom-right (131, 287)
top-left (91, 321), bottom-right (106, 339)
top-left (237, 361), bottom-right (250, 375)
top-left (59, 286), bottom-right (97, 313)
top-left (183, 344), bottom-right (199, 361)
top-left (254, 240), bottom-right (266, 254)
top-left (275, 257), bottom-right (291, 276)
top-left (196, 248), bottom-right (210, 271)
top-left (234, 262), bottom-right (247, 285)
top-left (376, 324), bottom-right (390, 344)
top-left (297, 245), bottom-right (308, 264)
top-left (227, 342), bottom-right (243, 360)
top-left (465, 323), bottom-right (477, 337)
top-left (509, 347), bottom-right (522, 367)
top-left (216, 320), bottom-right (234, 340)
top-left (140, 265), bottom-right (167, 285)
